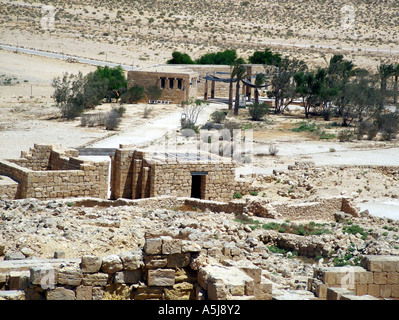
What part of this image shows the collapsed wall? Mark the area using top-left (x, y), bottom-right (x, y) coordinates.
top-left (0, 237), bottom-right (272, 300)
top-left (0, 144), bottom-right (109, 200)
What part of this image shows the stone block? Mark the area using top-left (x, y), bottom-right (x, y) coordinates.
top-left (82, 273), bottom-right (109, 286)
top-left (374, 272), bottom-right (388, 285)
top-left (391, 284), bottom-right (399, 298)
top-left (101, 255), bottom-right (123, 274)
top-left (162, 238), bottom-right (182, 255)
top-left (207, 279), bottom-right (229, 300)
top-left (133, 286), bottom-right (164, 300)
top-left (327, 287), bottom-right (354, 300)
top-left (0, 273), bottom-right (7, 283)
top-left (76, 285), bottom-right (92, 300)
top-left (355, 284), bottom-right (368, 296)
top-left (323, 272), bottom-right (336, 285)
top-left (46, 287), bottom-right (75, 300)
top-left (164, 282), bottom-right (195, 300)
top-left (8, 271), bottom-right (30, 290)
top-left (147, 269), bottom-right (175, 287)
top-left (181, 241), bottom-right (201, 253)
top-left (316, 284), bottom-right (328, 299)
top-left (256, 277), bottom-right (273, 300)
top-left (380, 285), bottom-right (392, 298)
top-left (104, 283), bottom-right (132, 300)
top-left (362, 255), bottom-right (384, 272)
top-left (167, 253), bottom-right (191, 268)
top-left (144, 238), bottom-right (162, 255)
top-left (92, 286), bottom-right (105, 300)
top-left (368, 284), bottom-right (380, 298)
top-left (387, 272), bottom-right (399, 284)
top-left (0, 290), bottom-right (25, 300)
top-left (144, 255), bottom-right (168, 268)
top-left (81, 255), bottom-right (102, 273)
top-left (115, 270), bottom-right (142, 284)
top-left (356, 271), bottom-right (373, 285)
top-left (119, 250), bottom-right (143, 271)
top-left (30, 266), bottom-right (57, 289)
top-left (340, 294), bottom-right (379, 300)
top-left (57, 268), bottom-right (83, 286)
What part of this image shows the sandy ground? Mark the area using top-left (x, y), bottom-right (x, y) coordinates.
top-left (1, 48), bottom-right (399, 220)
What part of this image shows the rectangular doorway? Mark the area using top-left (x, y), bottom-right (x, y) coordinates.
top-left (191, 172), bottom-right (207, 199)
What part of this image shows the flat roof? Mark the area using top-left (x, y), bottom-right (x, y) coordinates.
top-left (144, 151), bottom-right (234, 164)
top-left (133, 65), bottom-right (198, 75)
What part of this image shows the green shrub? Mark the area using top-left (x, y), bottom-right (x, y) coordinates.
top-left (120, 85), bottom-right (145, 104)
top-left (292, 121), bottom-right (319, 133)
top-left (342, 224), bottom-right (367, 236)
top-left (268, 246), bottom-right (287, 254)
top-left (338, 129), bottom-right (355, 142)
top-left (233, 192), bottom-right (242, 199)
top-left (210, 110), bottom-right (227, 123)
top-left (248, 102), bottom-right (269, 121)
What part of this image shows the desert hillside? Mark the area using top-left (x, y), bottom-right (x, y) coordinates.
top-left (0, 0), bottom-right (398, 69)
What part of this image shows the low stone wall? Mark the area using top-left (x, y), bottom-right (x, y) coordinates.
top-left (0, 176), bottom-right (19, 200)
top-left (308, 255), bottom-right (399, 300)
top-left (0, 144), bottom-right (109, 200)
top-left (0, 237), bottom-right (271, 300)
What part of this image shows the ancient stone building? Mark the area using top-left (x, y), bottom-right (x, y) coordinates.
top-left (111, 147), bottom-right (245, 202)
top-left (0, 144), bottom-right (109, 200)
top-left (127, 65), bottom-right (199, 104)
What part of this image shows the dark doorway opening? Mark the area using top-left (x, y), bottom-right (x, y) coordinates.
top-left (191, 172), bottom-right (207, 199)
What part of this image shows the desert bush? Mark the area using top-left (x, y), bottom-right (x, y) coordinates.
top-left (143, 105), bottom-right (153, 118)
top-left (120, 85), bottom-right (145, 104)
top-left (146, 85), bottom-right (163, 101)
top-left (357, 121), bottom-right (377, 140)
top-left (248, 102), bottom-right (269, 121)
top-left (210, 110), bottom-right (227, 123)
top-left (52, 71), bottom-right (108, 119)
top-left (338, 129), bottom-right (355, 142)
top-left (105, 109), bottom-right (121, 130)
top-left (376, 113), bottom-right (399, 141)
top-left (222, 120), bottom-right (241, 136)
top-left (269, 144), bottom-right (279, 156)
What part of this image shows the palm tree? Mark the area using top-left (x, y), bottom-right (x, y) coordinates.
top-left (233, 64), bottom-right (247, 116)
top-left (377, 63), bottom-right (395, 109)
top-left (393, 64), bottom-right (399, 105)
top-left (254, 73), bottom-right (266, 104)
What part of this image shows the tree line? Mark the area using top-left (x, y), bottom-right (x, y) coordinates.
top-left (168, 49), bottom-right (399, 140)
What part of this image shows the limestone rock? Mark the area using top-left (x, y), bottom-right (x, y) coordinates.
top-left (119, 250), bottom-right (143, 271)
top-left (47, 287), bottom-right (75, 300)
top-left (81, 255), bottom-right (102, 273)
top-left (147, 269), bottom-right (175, 286)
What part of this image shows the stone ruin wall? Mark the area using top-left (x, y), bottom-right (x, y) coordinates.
top-left (308, 255), bottom-right (399, 300)
top-left (2, 233), bottom-right (399, 300)
top-left (110, 148), bottom-right (252, 202)
top-left (0, 144), bottom-right (109, 200)
top-left (0, 236), bottom-right (272, 300)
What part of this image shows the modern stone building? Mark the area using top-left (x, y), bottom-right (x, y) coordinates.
top-left (127, 65), bottom-right (199, 104)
